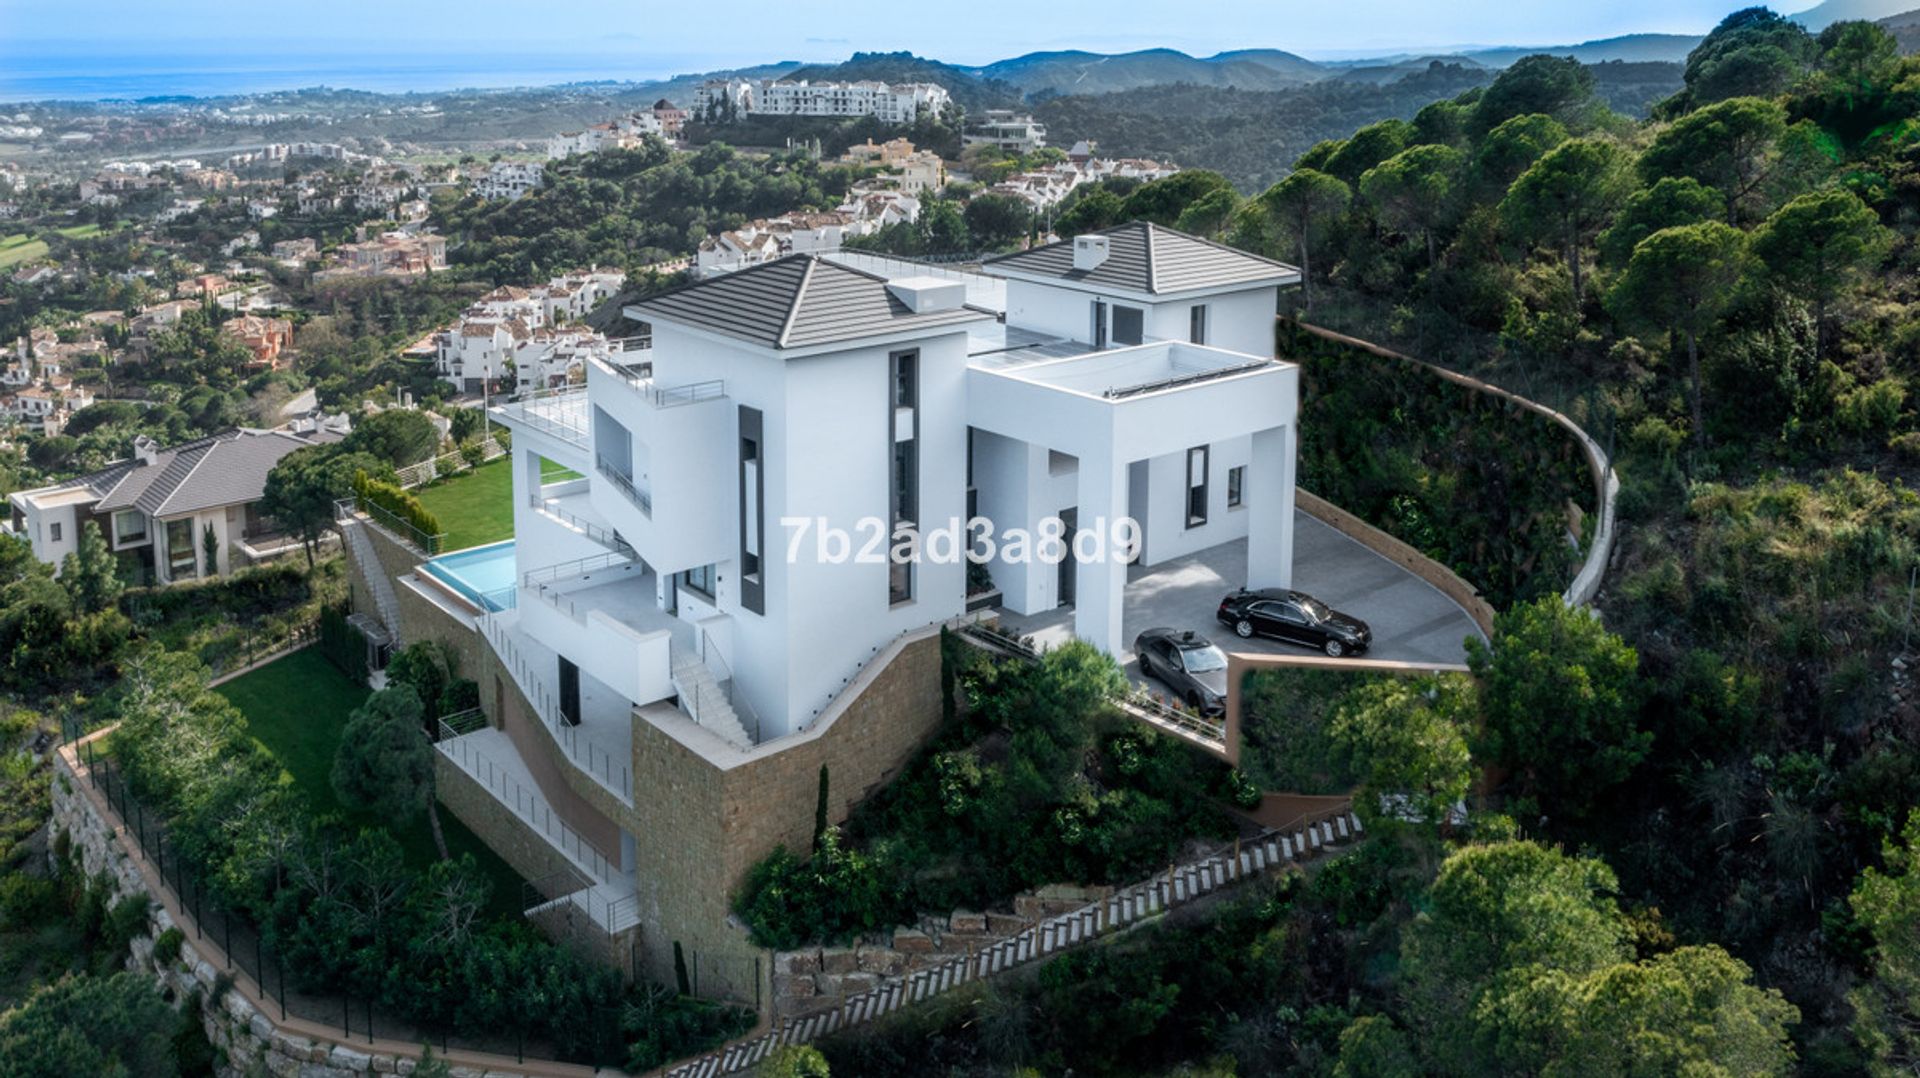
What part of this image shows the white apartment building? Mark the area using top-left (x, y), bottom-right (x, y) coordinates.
top-left (481, 222), bottom-right (1299, 763)
top-left (547, 112), bottom-right (664, 160)
top-left (474, 161), bottom-right (546, 201)
top-left (434, 270), bottom-right (628, 392)
top-left (697, 79), bottom-right (951, 124)
top-left (966, 110), bottom-right (1048, 153)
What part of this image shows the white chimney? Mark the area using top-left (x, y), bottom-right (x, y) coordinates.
top-left (131, 434), bottom-right (158, 467)
top-left (1073, 234), bottom-right (1110, 272)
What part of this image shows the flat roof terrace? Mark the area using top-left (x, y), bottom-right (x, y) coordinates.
top-left (993, 340), bottom-right (1283, 400)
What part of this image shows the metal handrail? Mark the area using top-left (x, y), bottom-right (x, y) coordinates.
top-left (494, 384), bottom-right (589, 447)
top-left (1116, 686), bottom-right (1226, 744)
top-left (475, 614), bottom-right (636, 805)
top-left (523, 551), bottom-right (639, 624)
top-left (529, 493), bottom-right (634, 555)
top-left (595, 457), bottom-right (652, 516)
top-left (590, 353), bottom-right (726, 408)
top-left (334, 497), bottom-right (444, 556)
top-left (700, 629), bottom-right (762, 744)
top-left (433, 725), bottom-right (623, 877)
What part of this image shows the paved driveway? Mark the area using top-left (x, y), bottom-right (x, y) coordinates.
top-left (998, 510), bottom-right (1485, 682)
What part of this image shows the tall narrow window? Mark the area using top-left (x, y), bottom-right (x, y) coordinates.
top-left (1091, 299), bottom-right (1109, 349)
top-left (1185, 446), bottom-right (1210, 529)
top-left (739, 406), bottom-right (765, 615)
top-left (1189, 304), bottom-right (1209, 345)
top-left (890, 349), bottom-right (919, 605)
top-left (558, 657), bottom-right (580, 726)
top-left (1227, 465), bottom-right (1244, 508)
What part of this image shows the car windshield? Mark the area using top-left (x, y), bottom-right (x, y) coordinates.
top-left (1297, 597), bottom-right (1332, 622)
top-left (1180, 645), bottom-right (1227, 673)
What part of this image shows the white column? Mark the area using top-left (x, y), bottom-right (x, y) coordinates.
top-left (1246, 423), bottom-right (1295, 590)
top-left (1073, 448), bottom-right (1129, 655)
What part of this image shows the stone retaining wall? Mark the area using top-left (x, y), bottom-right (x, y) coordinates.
top-left (674, 812), bottom-right (1362, 1077)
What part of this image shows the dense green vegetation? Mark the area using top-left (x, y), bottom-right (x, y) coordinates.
top-left (831, 11), bottom-right (1920, 1074)
top-left (1289, 326), bottom-right (1596, 608)
top-left (214, 647), bottom-right (523, 917)
top-left (732, 637), bottom-right (1252, 949)
top-left (109, 647), bottom-right (753, 1070)
top-left (436, 140), bottom-right (866, 282)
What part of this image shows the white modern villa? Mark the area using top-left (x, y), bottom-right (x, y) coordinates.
top-left (475, 221), bottom-right (1299, 744)
top-left (354, 222), bottom-right (1302, 984)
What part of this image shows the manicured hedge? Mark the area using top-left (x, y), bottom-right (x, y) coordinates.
top-left (351, 471), bottom-right (442, 543)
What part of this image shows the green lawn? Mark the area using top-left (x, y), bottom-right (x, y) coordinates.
top-left (215, 647), bottom-right (527, 918)
top-left (413, 456), bottom-right (578, 552)
top-left (414, 458), bottom-right (514, 552)
top-left (54, 222), bottom-right (113, 239)
top-left (0, 234), bottom-right (48, 270)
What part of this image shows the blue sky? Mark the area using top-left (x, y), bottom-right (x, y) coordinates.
top-left (0, 0), bottom-right (1821, 72)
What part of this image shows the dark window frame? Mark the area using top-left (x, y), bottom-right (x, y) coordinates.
top-left (1227, 464), bottom-right (1244, 508)
top-left (1189, 303), bottom-right (1208, 345)
top-left (1185, 445), bottom-right (1209, 529)
top-left (889, 348), bottom-right (919, 605)
top-left (738, 405), bottom-right (765, 615)
top-left (1112, 304), bottom-right (1144, 347)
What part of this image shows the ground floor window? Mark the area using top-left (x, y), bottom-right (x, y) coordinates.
top-left (165, 518), bottom-right (196, 579)
top-left (1227, 465), bottom-right (1245, 508)
top-left (683, 563), bottom-right (716, 601)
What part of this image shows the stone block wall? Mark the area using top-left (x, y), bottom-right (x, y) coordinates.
top-left (626, 628), bottom-right (947, 993)
top-left (768, 883), bottom-right (1114, 1019)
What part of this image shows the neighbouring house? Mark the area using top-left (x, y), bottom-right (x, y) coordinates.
top-left (349, 221), bottom-right (1300, 985)
top-left (221, 314), bottom-right (294, 370)
top-left (966, 110), bottom-right (1048, 153)
top-left (547, 112), bottom-right (665, 160)
top-left (317, 231), bottom-right (446, 278)
top-left (5, 427), bottom-right (345, 583)
top-left (271, 237), bottom-right (318, 263)
top-left (694, 212), bottom-right (877, 278)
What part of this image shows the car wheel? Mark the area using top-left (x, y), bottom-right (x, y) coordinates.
top-left (1234, 619), bottom-right (1254, 638)
top-left (1186, 690), bottom-right (1203, 711)
top-left (1139, 656), bottom-right (1153, 678)
top-left (1324, 639), bottom-right (1346, 658)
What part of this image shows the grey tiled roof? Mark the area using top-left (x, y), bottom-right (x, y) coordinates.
top-left (632, 255), bottom-right (993, 351)
top-left (982, 221), bottom-right (1298, 296)
top-left (89, 428), bottom-right (340, 519)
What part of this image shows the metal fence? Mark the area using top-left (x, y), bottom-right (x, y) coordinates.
top-left (394, 437), bottom-right (507, 490)
top-left (73, 741), bottom-right (627, 1068)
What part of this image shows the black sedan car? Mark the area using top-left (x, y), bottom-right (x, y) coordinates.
top-left (1216, 588), bottom-right (1372, 657)
top-left (1133, 628), bottom-right (1229, 715)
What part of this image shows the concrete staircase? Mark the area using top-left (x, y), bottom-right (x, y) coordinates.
top-left (343, 519), bottom-right (405, 647)
top-left (671, 653), bottom-right (753, 748)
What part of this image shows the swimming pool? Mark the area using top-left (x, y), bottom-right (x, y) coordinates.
top-left (422, 540), bottom-right (518, 612)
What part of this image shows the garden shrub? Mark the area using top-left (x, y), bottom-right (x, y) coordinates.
top-left (151, 926), bottom-right (184, 966)
top-left (735, 642), bottom-right (1241, 946)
